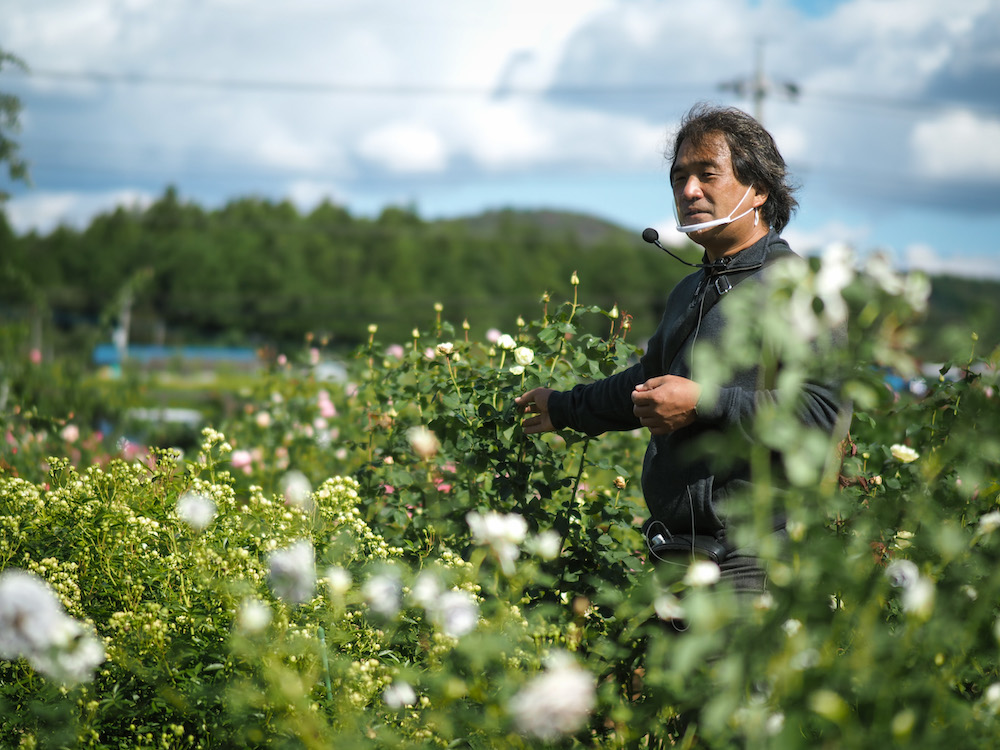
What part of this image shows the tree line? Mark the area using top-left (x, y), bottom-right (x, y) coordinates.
top-left (1, 186), bottom-right (995, 362)
top-left (0, 188), bottom-right (697, 356)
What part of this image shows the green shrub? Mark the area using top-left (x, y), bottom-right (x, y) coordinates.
top-left (1, 254), bottom-right (999, 748)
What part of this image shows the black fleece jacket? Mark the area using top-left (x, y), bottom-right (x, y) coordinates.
top-left (546, 231), bottom-right (844, 537)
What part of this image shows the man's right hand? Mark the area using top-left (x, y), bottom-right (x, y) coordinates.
top-left (515, 387), bottom-right (557, 434)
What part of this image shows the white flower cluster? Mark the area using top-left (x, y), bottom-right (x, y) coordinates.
top-left (466, 510), bottom-right (528, 575)
top-left (0, 569), bottom-right (105, 685)
top-left (885, 559), bottom-right (935, 618)
top-left (312, 477), bottom-right (403, 562)
top-left (509, 651), bottom-right (596, 740)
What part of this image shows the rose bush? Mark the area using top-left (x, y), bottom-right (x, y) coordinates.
top-left (1, 252), bottom-right (998, 748)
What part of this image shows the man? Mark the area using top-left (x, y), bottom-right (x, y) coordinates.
top-left (515, 103), bottom-right (845, 592)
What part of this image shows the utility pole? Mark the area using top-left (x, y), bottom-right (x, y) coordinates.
top-left (719, 39), bottom-right (799, 125)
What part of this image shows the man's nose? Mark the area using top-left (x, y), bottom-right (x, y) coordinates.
top-left (681, 176), bottom-right (703, 200)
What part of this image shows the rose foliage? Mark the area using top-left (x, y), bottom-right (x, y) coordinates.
top-left (1, 248), bottom-right (999, 749)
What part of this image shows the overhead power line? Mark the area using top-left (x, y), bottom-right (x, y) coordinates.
top-left (13, 66), bottom-right (997, 117)
top-left (16, 67), bottom-right (704, 98)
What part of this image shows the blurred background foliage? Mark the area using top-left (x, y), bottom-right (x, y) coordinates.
top-left (2, 190), bottom-right (998, 363)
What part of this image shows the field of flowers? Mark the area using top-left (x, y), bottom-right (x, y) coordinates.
top-left (2, 249), bottom-right (999, 749)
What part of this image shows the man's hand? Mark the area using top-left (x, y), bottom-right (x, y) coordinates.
top-left (631, 375), bottom-right (701, 435)
top-left (515, 387), bottom-right (557, 434)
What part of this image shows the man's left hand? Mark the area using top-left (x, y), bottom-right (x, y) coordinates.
top-left (631, 375), bottom-right (701, 435)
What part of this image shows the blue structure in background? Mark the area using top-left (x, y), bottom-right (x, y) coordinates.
top-left (93, 344), bottom-right (259, 367)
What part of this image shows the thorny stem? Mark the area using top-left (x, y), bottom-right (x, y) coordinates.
top-left (556, 438), bottom-right (590, 556)
top-left (493, 352), bottom-right (507, 409)
top-left (444, 357), bottom-right (462, 400)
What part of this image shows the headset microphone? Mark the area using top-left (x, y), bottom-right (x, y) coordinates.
top-left (641, 228), bottom-right (714, 269)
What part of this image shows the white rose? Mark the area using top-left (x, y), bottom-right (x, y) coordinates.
top-left (407, 426), bottom-right (439, 459)
top-left (683, 560), bottom-right (721, 587)
top-left (902, 577), bottom-right (935, 618)
top-left (430, 590), bottom-right (479, 638)
top-left (384, 680), bottom-right (417, 709)
top-left (280, 470), bottom-right (313, 507)
top-left (363, 572), bottom-right (402, 618)
top-left (653, 593), bottom-right (685, 622)
top-left (176, 492), bottom-right (216, 531)
top-left (238, 599), bottom-right (272, 634)
top-left (497, 334), bottom-right (517, 350)
top-left (529, 530), bottom-right (562, 560)
top-left (325, 566), bottom-right (352, 596)
top-left (513, 347), bottom-right (534, 366)
top-left (890, 444), bottom-right (919, 463)
top-left (509, 652), bottom-right (595, 740)
top-left (885, 559), bottom-right (920, 589)
top-left (979, 510), bottom-right (1000, 534)
top-left (782, 618), bottom-right (803, 637)
top-left (267, 540), bottom-right (316, 605)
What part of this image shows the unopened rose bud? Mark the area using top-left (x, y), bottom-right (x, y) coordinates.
top-left (434, 302), bottom-right (444, 312)
top-left (609, 305), bottom-right (619, 319)
top-left (368, 324), bottom-right (378, 334)
top-left (412, 328), bottom-right (420, 338)
top-left (570, 271), bottom-right (580, 286)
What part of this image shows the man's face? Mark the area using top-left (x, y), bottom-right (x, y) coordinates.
top-left (670, 132), bottom-right (762, 248)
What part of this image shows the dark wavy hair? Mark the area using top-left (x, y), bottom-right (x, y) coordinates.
top-left (667, 103), bottom-right (798, 233)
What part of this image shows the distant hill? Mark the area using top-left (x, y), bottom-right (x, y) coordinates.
top-left (920, 275), bottom-right (1000, 361)
top-left (443, 208), bottom-right (654, 248)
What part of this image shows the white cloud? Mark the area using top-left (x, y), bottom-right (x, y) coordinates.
top-left (2, 0), bottom-right (999, 269)
top-left (911, 110), bottom-right (1000, 179)
top-left (901, 243), bottom-right (1000, 279)
top-left (455, 102), bottom-right (553, 170)
top-left (783, 221), bottom-right (872, 257)
top-left (6, 190), bottom-right (155, 234)
top-left (358, 123), bottom-right (448, 173)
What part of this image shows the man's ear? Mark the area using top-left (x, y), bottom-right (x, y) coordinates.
top-left (752, 188), bottom-right (769, 209)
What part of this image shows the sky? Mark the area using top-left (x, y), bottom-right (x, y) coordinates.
top-left (2, 0), bottom-right (1000, 277)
